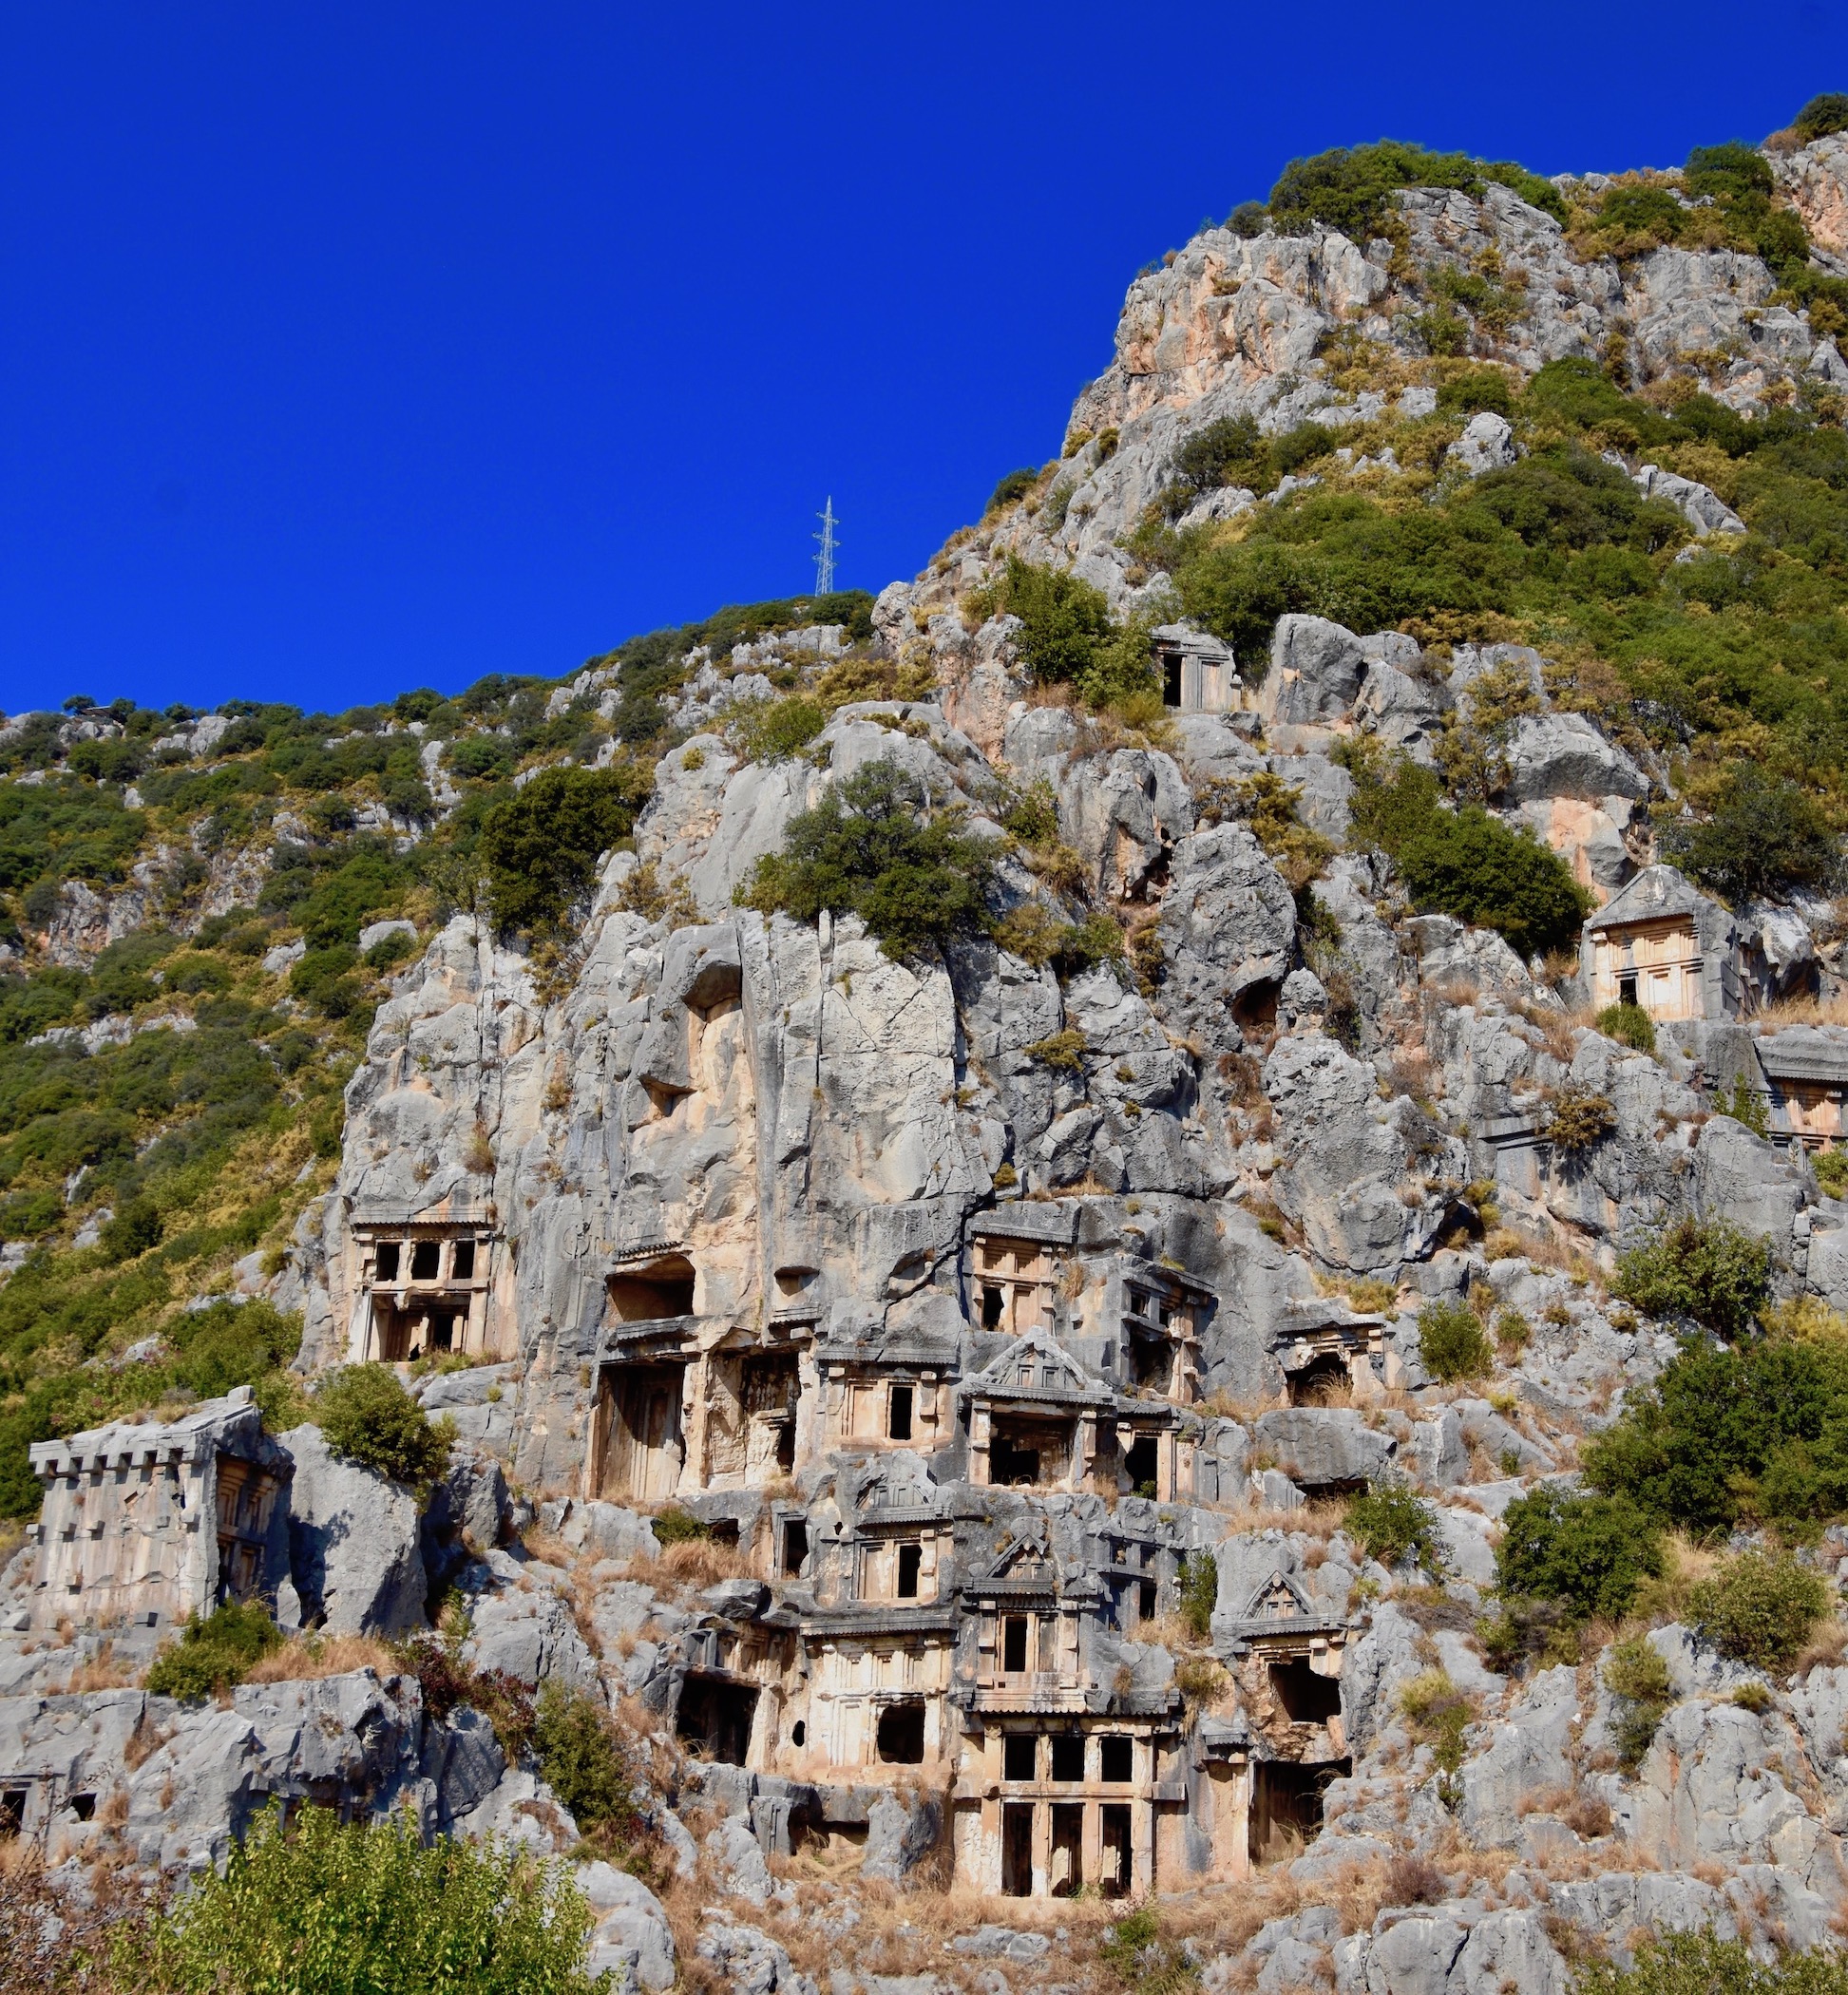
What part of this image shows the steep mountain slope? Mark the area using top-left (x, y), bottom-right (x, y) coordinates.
top-left (14, 96), bottom-right (1848, 1995)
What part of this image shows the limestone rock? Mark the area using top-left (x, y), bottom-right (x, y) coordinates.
top-left (1446, 411), bottom-right (1519, 475)
top-left (280, 1425), bottom-right (428, 1637)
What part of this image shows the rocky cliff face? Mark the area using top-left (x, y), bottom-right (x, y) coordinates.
top-left (12, 124), bottom-right (1848, 1995)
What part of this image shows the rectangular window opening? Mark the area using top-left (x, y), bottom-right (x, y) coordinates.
top-left (887, 1383), bottom-right (914, 1441)
top-left (781, 1518), bottom-right (809, 1577)
top-left (1002, 1732), bottom-right (1038, 1781)
top-left (1002, 1616), bottom-right (1029, 1674)
top-left (410, 1240), bottom-right (440, 1280)
top-left (896, 1543), bottom-right (922, 1599)
top-left (1050, 1733), bottom-right (1084, 1782)
top-left (1099, 1735), bottom-right (1134, 1783)
top-left (374, 1241), bottom-right (401, 1282)
top-left (451, 1239), bottom-right (476, 1281)
top-left (876, 1700), bottom-right (925, 1764)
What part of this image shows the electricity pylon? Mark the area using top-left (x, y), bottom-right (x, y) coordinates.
top-left (813, 498), bottom-right (839, 597)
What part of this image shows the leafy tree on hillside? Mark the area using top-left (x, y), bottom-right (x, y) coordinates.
top-left (735, 761), bottom-right (998, 960)
top-left (478, 766), bottom-right (647, 940)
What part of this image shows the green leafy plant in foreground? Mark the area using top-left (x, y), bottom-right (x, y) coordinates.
top-left (120, 1802), bottom-right (608, 1995)
top-left (1578, 1929), bottom-right (1848, 1995)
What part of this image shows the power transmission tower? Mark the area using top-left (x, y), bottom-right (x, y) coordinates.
top-left (813, 497), bottom-right (839, 597)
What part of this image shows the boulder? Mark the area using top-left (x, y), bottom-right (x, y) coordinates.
top-left (863, 1787), bottom-right (943, 1885)
top-left (281, 1424), bottom-right (429, 1637)
top-left (1447, 411), bottom-right (1519, 475)
top-left (1503, 713), bottom-right (1648, 805)
top-left (581, 1862), bottom-right (677, 1991)
top-left (1262, 616), bottom-right (1367, 731)
top-left (1154, 823), bottom-right (1296, 1042)
top-left (1632, 464), bottom-right (1745, 536)
top-left (1252, 1409), bottom-right (1397, 1490)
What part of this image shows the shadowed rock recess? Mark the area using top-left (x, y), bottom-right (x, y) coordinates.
top-left (21, 106), bottom-right (1848, 1990)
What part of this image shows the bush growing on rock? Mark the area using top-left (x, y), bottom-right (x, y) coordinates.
top-left (1495, 1486), bottom-right (1664, 1624)
top-left (1687, 1548), bottom-right (1832, 1673)
top-left (532, 1684), bottom-right (653, 1866)
top-left (1417, 1299), bottom-right (1495, 1383)
top-left (120, 1800), bottom-right (606, 1994)
top-left (1344, 1481), bottom-right (1446, 1575)
top-left (478, 765), bottom-right (647, 941)
top-left (1603, 1635), bottom-right (1675, 1769)
top-left (1264, 140), bottom-right (1565, 239)
top-left (314, 1363), bottom-right (454, 1491)
top-left (1611, 1216), bottom-right (1770, 1340)
top-left (986, 466), bottom-right (1042, 514)
top-left (1348, 761), bottom-right (1591, 957)
top-left (1816, 1149), bottom-right (1848, 1200)
top-left (735, 761), bottom-right (999, 960)
top-left (1596, 1001), bottom-right (1656, 1054)
top-left (1796, 93), bottom-right (1848, 143)
top-left (1583, 1334), bottom-right (1848, 1536)
top-left (1399, 1669), bottom-right (1473, 1809)
top-left (1178, 1551), bottom-right (1217, 1641)
top-left (1659, 769), bottom-right (1838, 904)
top-left (145, 1600), bottom-right (282, 1701)
top-left (1582, 1930), bottom-right (1848, 1995)
top-left (974, 558), bottom-right (1159, 710)
top-left (1542, 1085), bottom-right (1616, 1160)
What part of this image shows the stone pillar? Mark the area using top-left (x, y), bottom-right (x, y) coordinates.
top-left (969, 1403), bottom-right (992, 1485)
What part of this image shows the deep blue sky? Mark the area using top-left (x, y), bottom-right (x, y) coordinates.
top-left (3, 4), bottom-right (1844, 716)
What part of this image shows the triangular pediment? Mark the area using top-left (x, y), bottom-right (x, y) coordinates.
top-left (1242, 1569), bottom-right (1313, 1622)
top-left (981, 1521), bottom-right (1057, 1587)
top-left (969, 1327), bottom-right (1102, 1401)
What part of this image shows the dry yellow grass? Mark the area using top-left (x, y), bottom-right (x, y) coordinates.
top-left (244, 1634), bottom-right (400, 1684)
top-left (1751, 992), bottom-right (1848, 1029)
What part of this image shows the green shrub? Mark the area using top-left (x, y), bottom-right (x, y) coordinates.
top-left (1023, 1027), bottom-right (1089, 1071)
top-left (1612, 1216), bottom-right (1770, 1339)
top-left (1417, 1298), bottom-right (1495, 1384)
top-left (734, 761), bottom-right (998, 960)
top-left (478, 766), bottom-right (646, 940)
top-left (1496, 1485), bottom-right (1664, 1623)
top-left (1816, 1149), bottom-right (1848, 1199)
top-left (1796, 94), bottom-right (1848, 143)
top-left (982, 558), bottom-right (1158, 709)
top-left (533, 1683), bottom-right (649, 1860)
top-left (729, 694), bottom-right (828, 763)
top-left (1596, 1001), bottom-right (1656, 1054)
top-left (1603, 1635), bottom-right (1674, 1769)
top-left (314, 1364), bottom-right (453, 1489)
top-left (649, 1507), bottom-right (710, 1546)
top-left (1399, 1668), bottom-right (1473, 1808)
top-left (1348, 762), bottom-right (1591, 957)
top-left (1543, 1085), bottom-right (1616, 1159)
top-left (1437, 370), bottom-right (1515, 418)
top-left (101, 1194), bottom-right (163, 1261)
top-left (1659, 770), bottom-right (1838, 903)
top-left (145, 1600), bottom-right (282, 1701)
top-left (1714, 1074), bottom-right (1771, 1137)
top-left (1178, 1550), bottom-right (1218, 1642)
top-left (986, 466), bottom-right (1041, 513)
top-left (1584, 1334), bottom-right (1848, 1536)
top-left (1687, 1548), bottom-right (1831, 1673)
top-left (1344, 1481), bottom-right (1446, 1574)
top-left (1100, 1904), bottom-right (1199, 1995)
top-left (1581, 1930), bottom-right (1848, 1995)
top-left (120, 1800), bottom-right (606, 1994)
top-left (1265, 141), bottom-right (1565, 240)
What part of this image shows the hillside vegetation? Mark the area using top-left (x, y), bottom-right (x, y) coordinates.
top-left (0, 593), bottom-right (868, 1515)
